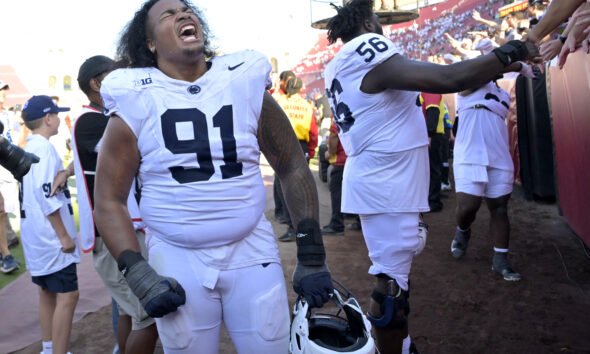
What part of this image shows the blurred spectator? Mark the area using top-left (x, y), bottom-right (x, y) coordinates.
top-left (419, 92), bottom-right (448, 212)
top-left (314, 92), bottom-right (333, 142)
top-left (0, 80), bottom-right (20, 273)
top-left (274, 77), bottom-right (318, 242)
top-left (322, 122), bottom-right (347, 235)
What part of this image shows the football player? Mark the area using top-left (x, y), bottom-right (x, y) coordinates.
top-left (324, 1), bottom-right (540, 353)
top-left (93, 0), bottom-right (333, 353)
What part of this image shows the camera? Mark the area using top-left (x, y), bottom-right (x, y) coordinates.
top-left (0, 137), bottom-right (40, 180)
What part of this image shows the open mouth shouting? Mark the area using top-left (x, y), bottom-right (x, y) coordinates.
top-left (178, 22), bottom-right (199, 43)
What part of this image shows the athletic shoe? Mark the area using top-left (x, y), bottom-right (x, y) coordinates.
top-left (346, 222), bottom-right (362, 231)
top-left (492, 252), bottom-right (522, 281)
top-left (450, 228), bottom-right (471, 259)
top-left (275, 214), bottom-right (290, 224)
top-left (321, 225), bottom-right (344, 235)
top-left (1, 254), bottom-right (20, 273)
top-left (278, 228), bottom-right (296, 242)
top-left (441, 182), bottom-right (452, 191)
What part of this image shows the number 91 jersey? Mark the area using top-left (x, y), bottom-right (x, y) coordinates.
top-left (101, 50), bottom-right (272, 249)
top-left (324, 33), bottom-right (428, 156)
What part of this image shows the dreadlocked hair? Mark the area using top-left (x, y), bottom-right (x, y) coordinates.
top-left (116, 0), bottom-right (215, 68)
top-left (327, 0), bottom-right (374, 44)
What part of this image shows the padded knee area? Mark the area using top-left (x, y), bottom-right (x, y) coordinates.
top-left (367, 276), bottom-right (410, 329)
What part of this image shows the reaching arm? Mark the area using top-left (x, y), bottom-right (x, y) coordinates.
top-left (94, 115), bottom-right (141, 259)
top-left (50, 162), bottom-right (74, 196)
top-left (472, 10), bottom-right (499, 29)
top-left (361, 41), bottom-right (540, 94)
top-left (526, 0), bottom-right (586, 44)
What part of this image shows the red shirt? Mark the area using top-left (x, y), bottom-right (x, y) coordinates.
top-left (330, 123), bottom-right (347, 166)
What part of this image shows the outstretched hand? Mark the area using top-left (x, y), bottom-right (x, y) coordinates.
top-left (540, 38), bottom-right (565, 62)
top-left (523, 41), bottom-right (543, 65)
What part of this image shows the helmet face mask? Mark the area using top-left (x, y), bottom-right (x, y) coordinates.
top-left (290, 281), bottom-right (375, 354)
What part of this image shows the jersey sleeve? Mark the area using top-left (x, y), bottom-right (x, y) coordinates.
top-left (236, 50), bottom-right (272, 120)
top-left (101, 69), bottom-right (150, 138)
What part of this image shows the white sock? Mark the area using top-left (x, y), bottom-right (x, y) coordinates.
top-left (494, 247), bottom-right (509, 253)
top-left (42, 341), bottom-right (52, 354)
top-left (402, 335), bottom-right (411, 354)
top-left (457, 226), bottom-right (470, 232)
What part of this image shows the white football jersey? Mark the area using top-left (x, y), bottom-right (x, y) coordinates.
top-left (20, 134), bottom-right (80, 276)
top-left (101, 50), bottom-right (272, 249)
top-left (455, 81), bottom-right (514, 171)
top-left (324, 33), bottom-right (428, 156)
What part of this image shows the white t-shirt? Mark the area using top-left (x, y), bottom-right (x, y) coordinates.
top-left (101, 50), bottom-right (280, 269)
top-left (21, 134), bottom-right (80, 276)
top-left (324, 33), bottom-right (429, 213)
top-left (454, 81), bottom-right (514, 171)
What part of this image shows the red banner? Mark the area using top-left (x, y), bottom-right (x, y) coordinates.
top-left (499, 1), bottom-right (528, 17)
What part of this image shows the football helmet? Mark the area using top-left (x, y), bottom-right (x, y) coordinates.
top-left (289, 280), bottom-right (375, 354)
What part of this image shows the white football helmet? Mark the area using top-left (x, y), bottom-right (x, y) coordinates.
top-left (289, 280), bottom-right (375, 354)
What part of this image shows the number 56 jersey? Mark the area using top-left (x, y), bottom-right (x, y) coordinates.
top-left (324, 33), bottom-right (428, 156)
top-left (101, 50), bottom-right (272, 249)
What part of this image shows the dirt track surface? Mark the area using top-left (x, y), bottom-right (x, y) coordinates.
top-left (14, 163), bottom-right (590, 354)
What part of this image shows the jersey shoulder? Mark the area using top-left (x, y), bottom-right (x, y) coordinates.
top-left (214, 50), bottom-right (272, 89)
top-left (332, 33), bottom-right (399, 72)
top-left (100, 68), bottom-right (156, 126)
top-left (102, 67), bottom-right (156, 95)
top-left (216, 50), bottom-right (269, 71)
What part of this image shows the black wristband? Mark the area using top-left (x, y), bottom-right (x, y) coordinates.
top-left (492, 40), bottom-right (529, 66)
top-left (295, 219), bottom-right (326, 266)
top-left (559, 35), bottom-right (567, 44)
top-left (117, 250), bottom-right (145, 274)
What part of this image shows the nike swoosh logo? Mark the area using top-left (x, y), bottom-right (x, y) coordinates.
top-left (228, 62), bottom-right (245, 71)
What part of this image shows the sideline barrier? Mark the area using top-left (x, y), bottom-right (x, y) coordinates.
top-left (547, 51), bottom-right (590, 246)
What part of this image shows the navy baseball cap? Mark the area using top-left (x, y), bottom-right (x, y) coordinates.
top-left (77, 55), bottom-right (116, 87)
top-left (22, 95), bottom-right (70, 121)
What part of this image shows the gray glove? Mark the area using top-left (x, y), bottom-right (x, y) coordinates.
top-left (293, 263), bottom-right (333, 308)
top-left (119, 251), bottom-right (186, 318)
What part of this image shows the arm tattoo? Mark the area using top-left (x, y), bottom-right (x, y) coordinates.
top-left (258, 92), bottom-right (319, 225)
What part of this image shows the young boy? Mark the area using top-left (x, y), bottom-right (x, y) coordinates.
top-left (21, 95), bottom-right (80, 354)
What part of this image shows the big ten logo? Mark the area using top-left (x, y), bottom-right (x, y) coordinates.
top-left (134, 77), bottom-right (153, 87)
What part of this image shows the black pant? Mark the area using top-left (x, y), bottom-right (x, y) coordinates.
top-left (328, 165), bottom-right (345, 230)
top-left (441, 128), bottom-right (451, 185)
top-left (429, 134), bottom-right (445, 209)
